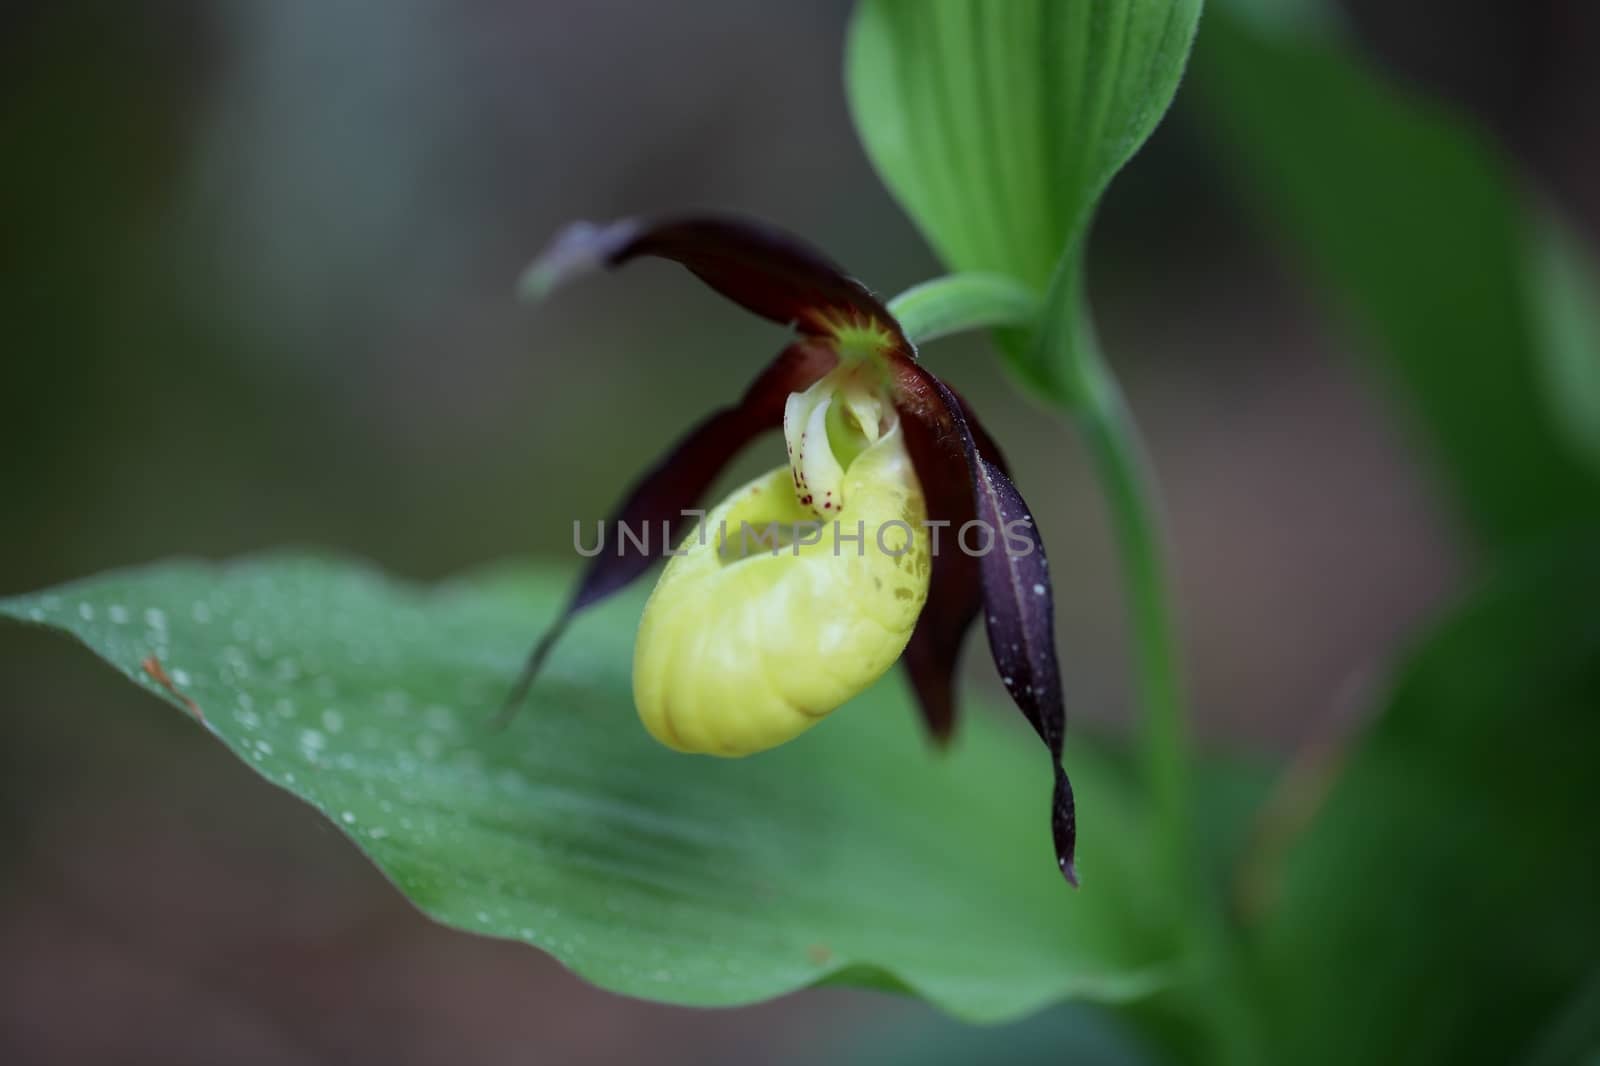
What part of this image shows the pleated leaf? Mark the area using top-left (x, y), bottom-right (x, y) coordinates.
top-left (846, 0), bottom-right (1203, 397)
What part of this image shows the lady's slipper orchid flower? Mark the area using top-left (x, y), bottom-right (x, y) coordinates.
top-left (508, 215), bottom-right (1078, 885)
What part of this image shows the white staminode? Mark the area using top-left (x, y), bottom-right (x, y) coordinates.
top-left (782, 365), bottom-right (887, 517)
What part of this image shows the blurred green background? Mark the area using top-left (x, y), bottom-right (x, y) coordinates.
top-left (3, 0), bottom-right (1597, 1062)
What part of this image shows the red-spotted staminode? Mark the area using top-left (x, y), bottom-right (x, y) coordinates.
top-left (505, 215), bottom-right (1077, 885)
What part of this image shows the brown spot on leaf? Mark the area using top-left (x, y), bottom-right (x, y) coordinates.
top-left (141, 655), bottom-right (204, 722)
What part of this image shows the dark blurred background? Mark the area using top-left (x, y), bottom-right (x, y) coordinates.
top-left (3, 1), bottom-right (1597, 1062)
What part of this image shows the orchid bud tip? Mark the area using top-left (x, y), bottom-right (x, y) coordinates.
top-left (517, 259), bottom-right (566, 304)
top-left (518, 220), bottom-right (620, 305)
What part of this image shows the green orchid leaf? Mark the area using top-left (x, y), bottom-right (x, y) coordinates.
top-left (1527, 208), bottom-right (1600, 478)
top-left (1196, 2), bottom-right (1600, 553)
top-left (847, 0), bottom-right (1203, 399)
top-left (807, 1002), bottom-right (1159, 1066)
top-left (0, 555), bottom-right (1173, 1022)
top-left (1243, 541), bottom-right (1600, 1064)
top-left (1194, 12), bottom-right (1600, 1058)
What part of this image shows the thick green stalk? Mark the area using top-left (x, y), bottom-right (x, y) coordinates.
top-left (1072, 352), bottom-right (1191, 895)
top-left (896, 271), bottom-right (1254, 1060)
top-left (1036, 261), bottom-right (1257, 1063)
top-left (1028, 246), bottom-right (1193, 907)
top-left (1056, 297), bottom-right (1263, 1066)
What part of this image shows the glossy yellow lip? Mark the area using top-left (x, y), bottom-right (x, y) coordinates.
top-left (633, 421), bottom-right (929, 756)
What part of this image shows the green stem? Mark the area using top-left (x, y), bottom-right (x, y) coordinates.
top-left (894, 270), bottom-right (1254, 1059)
top-left (1029, 243), bottom-right (1194, 899)
top-left (1072, 353), bottom-right (1191, 894)
top-left (1037, 263), bottom-right (1257, 1062)
top-left (1078, 355), bottom-right (1267, 1066)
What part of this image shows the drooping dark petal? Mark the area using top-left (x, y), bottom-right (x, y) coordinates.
top-left (496, 342), bottom-right (836, 724)
top-left (897, 383), bottom-right (1012, 741)
top-left (892, 359), bottom-right (1077, 885)
top-left (897, 399), bottom-right (980, 743)
top-left (894, 380), bottom-right (1010, 743)
top-left (946, 384), bottom-right (1010, 477)
top-left (967, 446), bottom-right (1077, 886)
top-left (523, 214), bottom-right (909, 345)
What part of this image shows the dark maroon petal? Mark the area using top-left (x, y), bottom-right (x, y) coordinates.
top-left (524, 214), bottom-right (909, 346)
top-left (896, 422), bottom-right (979, 739)
top-left (893, 379), bottom-right (1010, 744)
top-left (968, 445), bottom-right (1078, 886)
top-left (496, 342), bottom-right (837, 724)
top-left (946, 384), bottom-right (1010, 477)
top-left (898, 399), bottom-right (980, 745)
top-left (898, 618), bottom-right (963, 742)
top-left (893, 359), bottom-right (1077, 886)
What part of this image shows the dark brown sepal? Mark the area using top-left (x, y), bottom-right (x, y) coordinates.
top-left (496, 342), bottom-right (836, 725)
top-left (523, 214), bottom-right (907, 345)
top-left (897, 387), bottom-right (980, 745)
top-left (892, 373), bottom-right (1011, 744)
